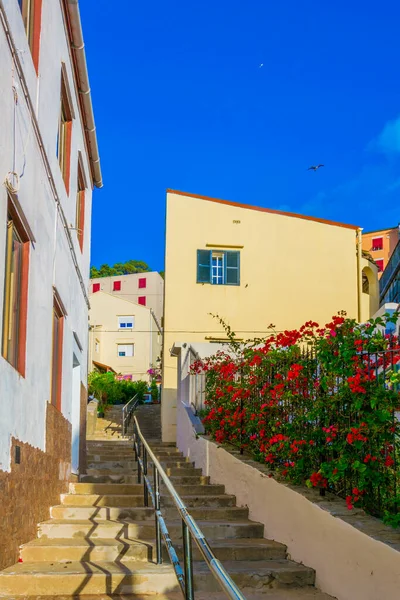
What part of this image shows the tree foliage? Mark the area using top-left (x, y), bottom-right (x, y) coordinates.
top-left (88, 371), bottom-right (148, 412)
top-left (90, 260), bottom-right (151, 279)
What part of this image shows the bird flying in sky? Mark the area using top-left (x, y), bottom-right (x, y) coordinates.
top-left (308, 164), bottom-right (324, 172)
top-left (259, 63), bottom-right (264, 68)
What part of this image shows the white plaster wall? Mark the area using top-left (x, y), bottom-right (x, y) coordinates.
top-left (0, 0), bottom-right (93, 471)
top-left (176, 352), bottom-right (400, 600)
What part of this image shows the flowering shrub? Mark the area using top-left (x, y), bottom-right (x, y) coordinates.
top-left (192, 312), bottom-right (400, 526)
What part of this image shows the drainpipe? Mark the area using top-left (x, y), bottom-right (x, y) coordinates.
top-left (64, 0), bottom-right (102, 188)
top-left (356, 228), bottom-right (363, 322)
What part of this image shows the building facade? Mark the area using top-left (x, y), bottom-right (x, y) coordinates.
top-left (0, 0), bottom-right (101, 569)
top-left (362, 226), bottom-right (399, 278)
top-left (89, 292), bottom-right (161, 381)
top-left (90, 271), bottom-right (164, 322)
top-left (380, 239), bottom-right (400, 308)
top-left (162, 190), bottom-right (379, 442)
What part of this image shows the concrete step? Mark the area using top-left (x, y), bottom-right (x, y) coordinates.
top-left (86, 467), bottom-right (137, 476)
top-left (37, 519), bottom-right (264, 540)
top-left (20, 537), bottom-right (286, 564)
top-left (50, 504), bottom-right (249, 522)
top-left (79, 474), bottom-right (137, 484)
top-left (173, 484), bottom-right (225, 496)
top-left (69, 483), bottom-right (144, 495)
top-left (61, 493), bottom-right (237, 508)
top-left (162, 475), bottom-right (210, 485)
top-left (0, 559), bottom-right (315, 595)
top-left (20, 537), bottom-right (155, 563)
top-left (163, 466), bottom-right (202, 477)
top-left (50, 505), bottom-right (154, 521)
top-left (86, 441), bottom-right (132, 448)
top-left (72, 481), bottom-right (225, 496)
top-left (158, 457), bottom-right (193, 465)
top-left (4, 591), bottom-right (334, 600)
top-left (87, 454), bottom-right (135, 462)
top-left (0, 561), bottom-right (177, 596)
top-left (86, 460), bottom-right (137, 469)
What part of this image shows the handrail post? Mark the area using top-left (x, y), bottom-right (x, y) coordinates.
top-left (154, 463), bottom-right (162, 564)
top-left (122, 405), bottom-right (126, 436)
top-left (133, 423), bottom-right (138, 462)
top-left (137, 437), bottom-right (142, 484)
top-left (182, 521), bottom-right (194, 600)
top-left (143, 446), bottom-right (149, 507)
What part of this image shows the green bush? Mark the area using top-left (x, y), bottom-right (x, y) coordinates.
top-left (88, 372), bottom-right (148, 413)
top-left (150, 379), bottom-right (159, 402)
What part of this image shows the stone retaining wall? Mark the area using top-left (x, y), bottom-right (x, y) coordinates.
top-left (0, 404), bottom-right (71, 570)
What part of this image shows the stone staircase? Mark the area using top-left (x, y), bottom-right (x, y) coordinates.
top-left (0, 404), bottom-right (334, 599)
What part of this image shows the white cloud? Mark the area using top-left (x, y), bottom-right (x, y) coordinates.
top-left (369, 116), bottom-right (400, 156)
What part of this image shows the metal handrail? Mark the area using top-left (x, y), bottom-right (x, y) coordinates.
top-left (122, 394), bottom-right (140, 436)
top-left (133, 415), bottom-right (246, 600)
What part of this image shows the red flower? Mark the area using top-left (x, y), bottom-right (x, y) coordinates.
top-left (310, 472), bottom-right (327, 488)
top-left (385, 456), bottom-right (395, 468)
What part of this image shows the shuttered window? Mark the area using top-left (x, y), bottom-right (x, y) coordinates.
top-left (196, 250), bottom-right (240, 286)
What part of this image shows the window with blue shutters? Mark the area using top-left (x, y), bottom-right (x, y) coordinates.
top-left (196, 250), bottom-right (240, 286)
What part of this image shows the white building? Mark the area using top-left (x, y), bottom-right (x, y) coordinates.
top-left (90, 271), bottom-right (164, 323)
top-left (0, 0), bottom-right (101, 569)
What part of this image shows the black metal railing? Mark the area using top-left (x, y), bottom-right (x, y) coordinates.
top-left (132, 416), bottom-right (246, 600)
top-left (122, 394), bottom-right (140, 436)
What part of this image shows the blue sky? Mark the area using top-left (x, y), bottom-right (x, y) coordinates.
top-left (81, 1), bottom-right (400, 273)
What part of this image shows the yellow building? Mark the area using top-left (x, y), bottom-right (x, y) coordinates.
top-left (162, 189), bottom-right (379, 442)
top-left (89, 292), bottom-right (161, 381)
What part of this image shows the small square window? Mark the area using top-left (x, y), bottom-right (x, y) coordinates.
top-left (138, 277), bottom-right (147, 289)
top-left (118, 316), bottom-right (134, 329)
top-left (375, 259), bottom-right (384, 273)
top-left (93, 283), bottom-right (100, 293)
top-left (117, 344), bottom-right (134, 357)
top-left (196, 249), bottom-right (240, 286)
top-left (138, 296), bottom-right (146, 306)
top-left (113, 280), bottom-right (121, 291)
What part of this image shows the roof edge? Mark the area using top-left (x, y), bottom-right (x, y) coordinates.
top-left (167, 189), bottom-right (360, 231)
top-left (63, 0), bottom-right (102, 188)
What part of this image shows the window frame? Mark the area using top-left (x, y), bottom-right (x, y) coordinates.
top-left (92, 283), bottom-right (100, 293)
top-left (138, 296), bottom-right (146, 306)
top-left (50, 288), bottom-right (67, 411)
top-left (138, 277), bottom-right (147, 289)
top-left (18, 0), bottom-right (42, 73)
top-left (371, 237), bottom-right (383, 251)
top-left (113, 280), bottom-right (122, 291)
top-left (76, 153), bottom-right (86, 252)
top-left (375, 259), bottom-right (384, 273)
top-left (196, 249), bottom-right (240, 286)
top-left (118, 316), bottom-right (134, 330)
top-left (2, 195), bottom-right (33, 376)
top-left (117, 344), bottom-right (134, 357)
top-left (57, 64), bottom-right (75, 194)
top-left (211, 252), bottom-right (224, 285)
